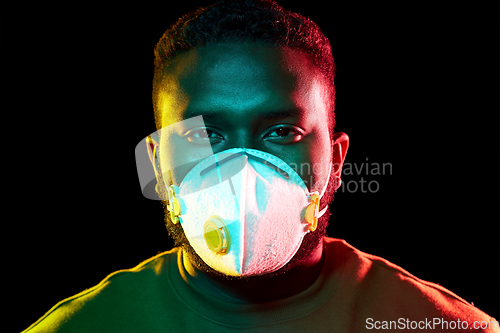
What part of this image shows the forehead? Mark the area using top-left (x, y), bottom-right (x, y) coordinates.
top-left (158, 42), bottom-right (328, 125)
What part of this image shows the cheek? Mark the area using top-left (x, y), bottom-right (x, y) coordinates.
top-left (287, 135), bottom-right (331, 194)
top-left (159, 139), bottom-right (212, 186)
top-left (288, 158), bottom-right (314, 192)
top-left (302, 127), bottom-right (333, 194)
top-left (302, 85), bottom-right (333, 192)
top-left (292, 79), bottom-right (333, 168)
top-left (157, 116), bottom-right (216, 186)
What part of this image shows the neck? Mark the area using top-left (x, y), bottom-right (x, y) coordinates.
top-left (182, 238), bottom-right (325, 303)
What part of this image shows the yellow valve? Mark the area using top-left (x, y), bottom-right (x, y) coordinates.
top-left (304, 193), bottom-right (320, 232)
top-left (203, 216), bottom-right (230, 254)
top-left (171, 197), bottom-right (182, 216)
top-left (167, 185), bottom-right (182, 224)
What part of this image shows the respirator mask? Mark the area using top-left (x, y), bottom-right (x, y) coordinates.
top-left (135, 116), bottom-right (331, 277)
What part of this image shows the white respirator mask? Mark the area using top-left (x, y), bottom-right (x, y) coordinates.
top-left (165, 148), bottom-right (331, 277)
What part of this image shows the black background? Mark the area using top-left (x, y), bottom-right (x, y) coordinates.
top-left (3, 1), bottom-right (498, 331)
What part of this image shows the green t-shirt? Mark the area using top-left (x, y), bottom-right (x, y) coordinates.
top-left (23, 238), bottom-right (498, 332)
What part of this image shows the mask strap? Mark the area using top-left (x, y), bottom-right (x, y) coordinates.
top-left (319, 161), bottom-right (333, 199)
top-left (317, 204), bottom-right (328, 219)
top-left (317, 161), bottom-right (333, 218)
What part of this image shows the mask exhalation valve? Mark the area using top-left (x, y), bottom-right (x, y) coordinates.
top-left (203, 216), bottom-right (231, 255)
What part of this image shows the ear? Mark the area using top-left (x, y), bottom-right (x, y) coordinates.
top-left (146, 133), bottom-right (161, 178)
top-left (331, 132), bottom-right (349, 188)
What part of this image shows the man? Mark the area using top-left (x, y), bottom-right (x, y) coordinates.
top-left (23, 0), bottom-right (498, 332)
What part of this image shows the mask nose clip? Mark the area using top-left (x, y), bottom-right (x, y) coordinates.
top-left (203, 216), bottom-right (231, 255)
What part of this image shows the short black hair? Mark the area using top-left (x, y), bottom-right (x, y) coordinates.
top-left (152, 0), bottom-right (336, 134)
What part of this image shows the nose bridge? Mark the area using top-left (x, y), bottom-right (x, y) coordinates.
top-left (227, 126), bottom-right (257, 150)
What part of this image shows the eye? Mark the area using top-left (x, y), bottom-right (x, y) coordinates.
top-left (263, 125), bottom-right (304, 144)
top-left (185, 127), bottom-right (224, 145)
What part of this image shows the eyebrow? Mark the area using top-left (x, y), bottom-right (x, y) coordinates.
top-left (184, 108), bottom-right (303, 121)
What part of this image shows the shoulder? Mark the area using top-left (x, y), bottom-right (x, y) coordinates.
top-left (323, 238), bottom-right (499, 331)
top-left (23, 249), bottom-right (180, 333)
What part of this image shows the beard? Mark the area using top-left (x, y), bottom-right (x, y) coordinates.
top-left (159, 167), bottom-right (338, 282)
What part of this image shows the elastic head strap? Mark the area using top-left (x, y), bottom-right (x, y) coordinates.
top-left (317, 161), bottom-right (333, 218)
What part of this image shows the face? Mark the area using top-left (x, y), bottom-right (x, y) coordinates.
top-left (151, 42), bottom-right (340, 278)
